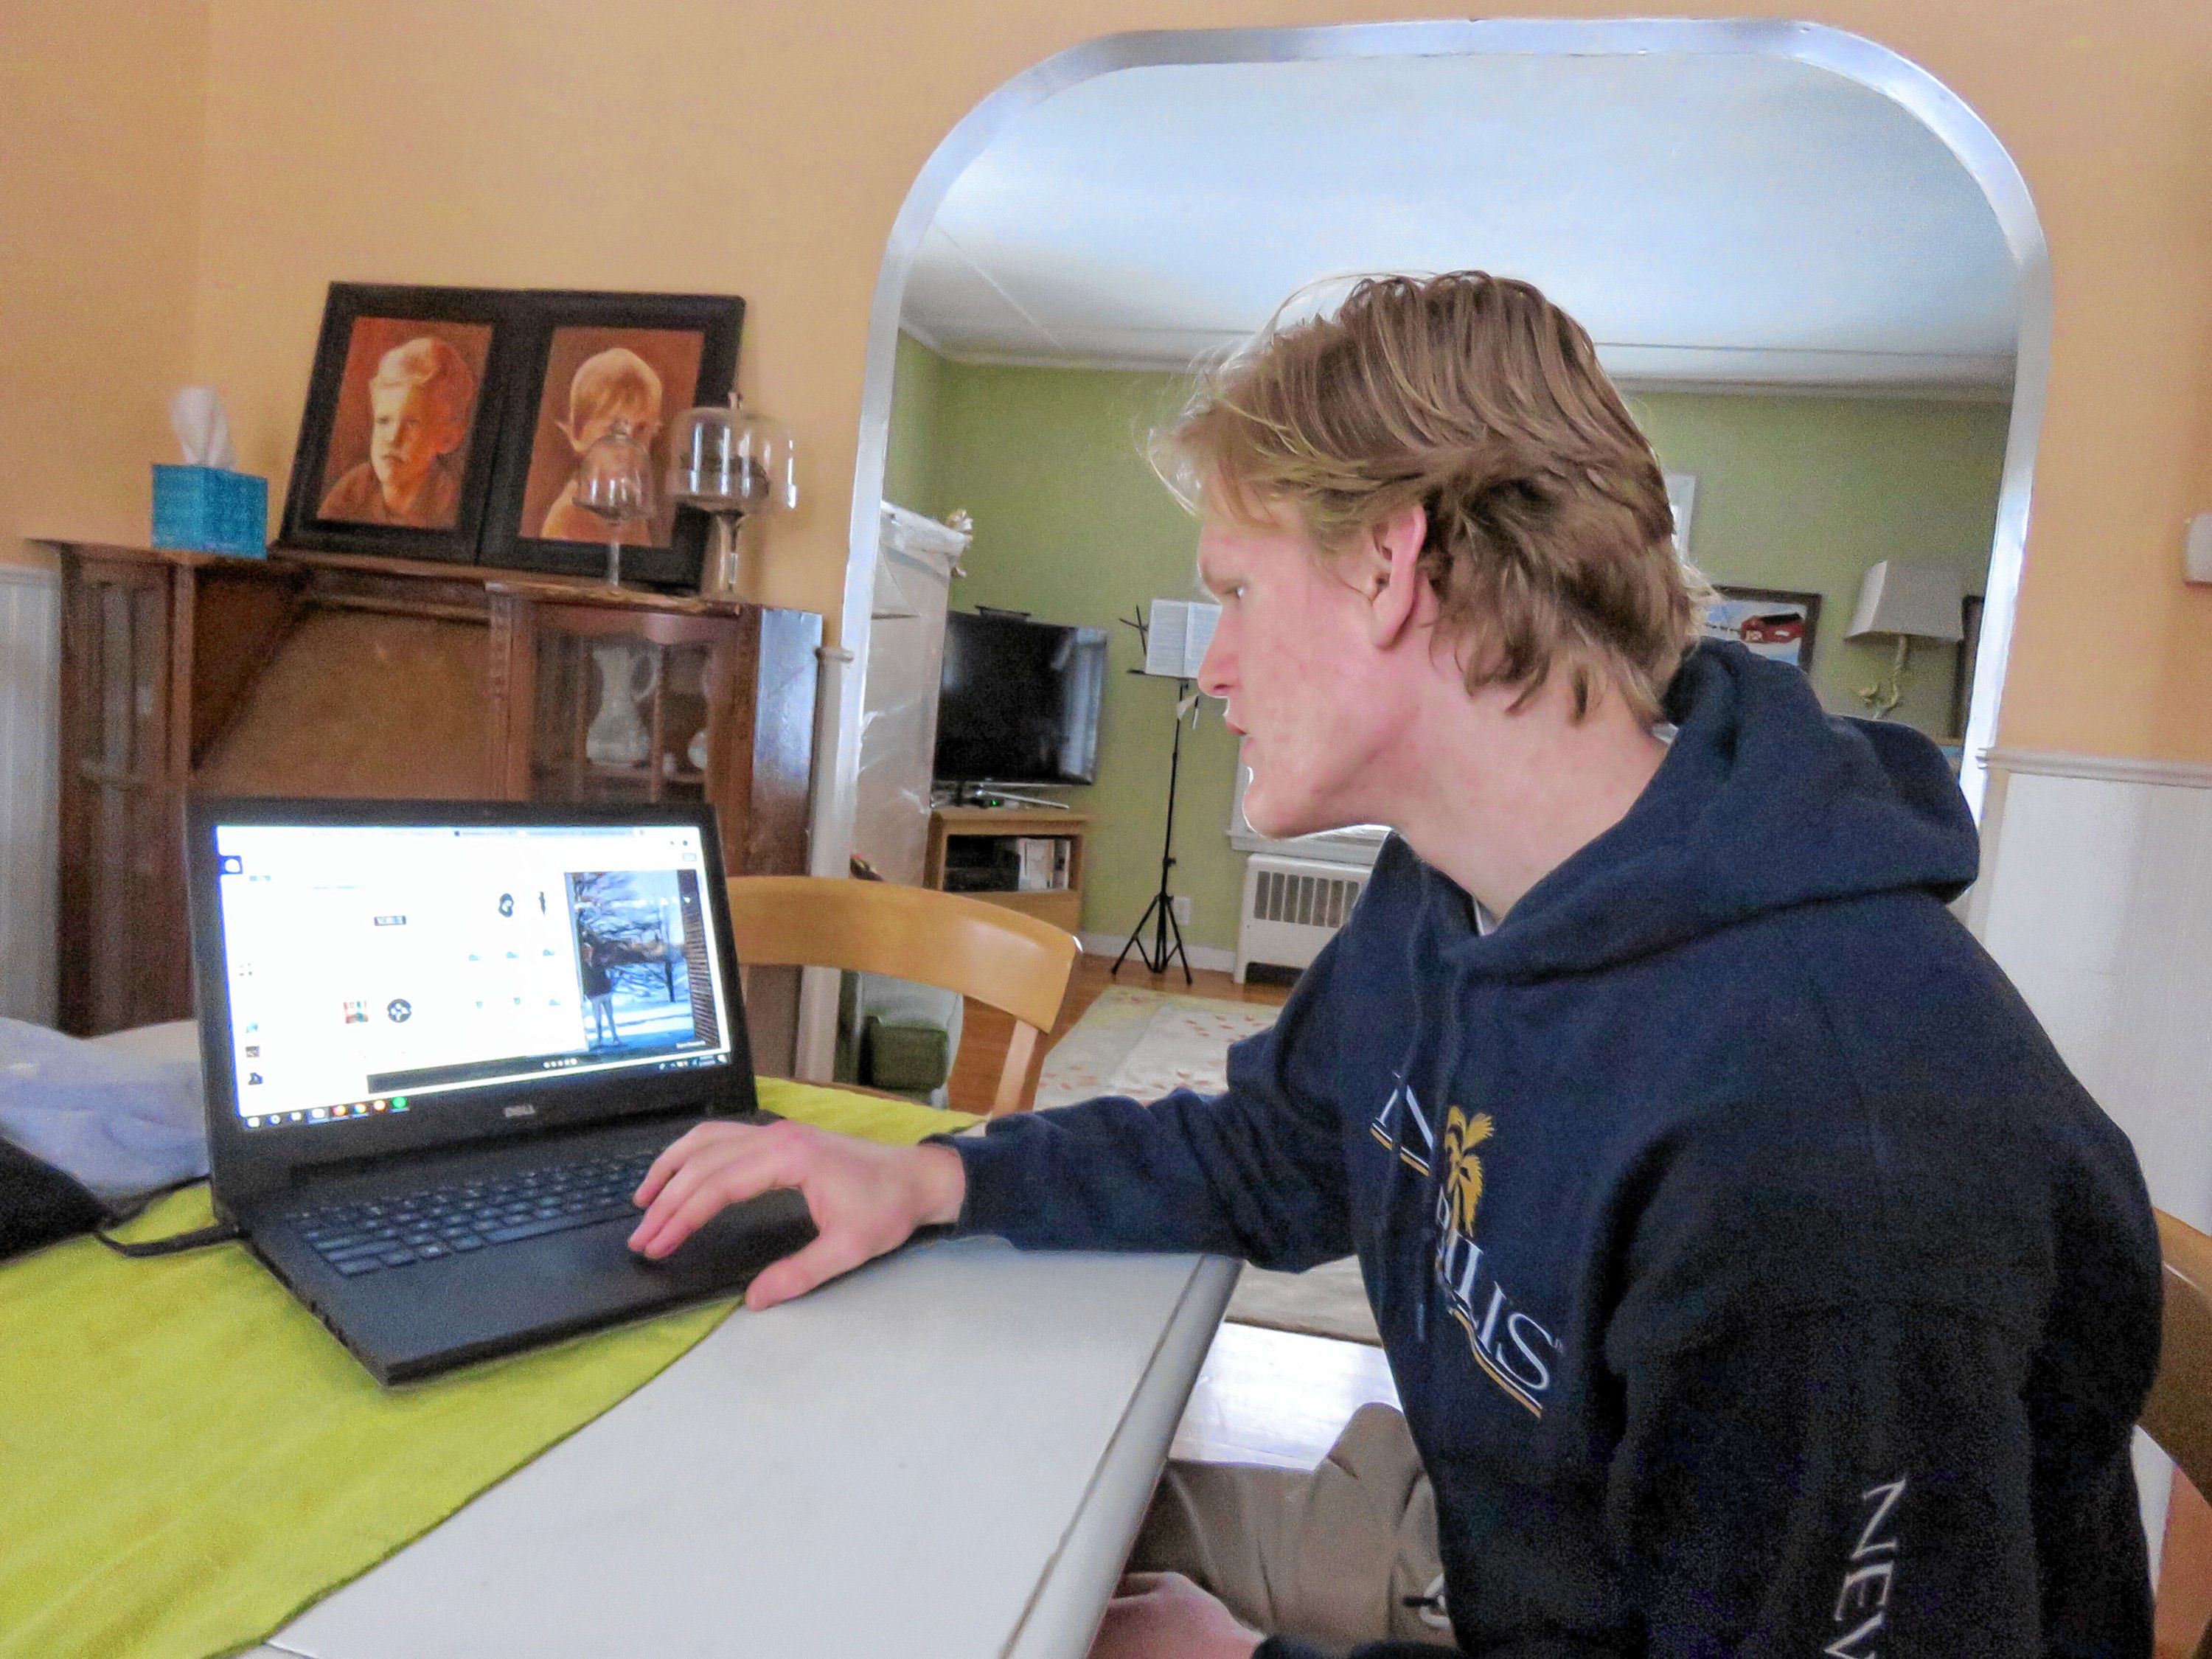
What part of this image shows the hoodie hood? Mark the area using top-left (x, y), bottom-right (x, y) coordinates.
top-left (1433, 639), bottom-right (1979, 981)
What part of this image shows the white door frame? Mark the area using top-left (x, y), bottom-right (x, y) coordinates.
top-left (798, 18), bottom-right (2050, 1075)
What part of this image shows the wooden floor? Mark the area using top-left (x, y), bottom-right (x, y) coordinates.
top-left (1173, 1320), bottom-right (1400, 1469)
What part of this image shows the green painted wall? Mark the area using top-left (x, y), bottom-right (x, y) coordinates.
top-left (931, 358), bottom-right (1239, 952)
top-left (883, 330), bottom-right (949, 516)
top-left (888, 336), bottom-right (2010, 953)
top-left (1627, 391), bottom-right (2006, 737)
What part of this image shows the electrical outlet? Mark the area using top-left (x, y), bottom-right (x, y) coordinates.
top-left (2187, 512), bottom-right (2212, 585)
top-left (1172, 895), bottom-right (1194, 926)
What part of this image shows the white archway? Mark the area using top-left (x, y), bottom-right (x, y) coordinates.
top-left (801, 17), bottom-right (2049, 1066)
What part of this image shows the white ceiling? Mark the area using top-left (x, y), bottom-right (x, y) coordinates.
top-left (901, 53), bottom-right (2019, 392)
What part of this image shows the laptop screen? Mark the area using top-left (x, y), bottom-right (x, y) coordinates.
top-left (209, 818), bottom-right (737, 1130)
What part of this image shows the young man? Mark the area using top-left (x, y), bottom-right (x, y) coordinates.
top-left (628, 274), bottom-right (2163, 1657)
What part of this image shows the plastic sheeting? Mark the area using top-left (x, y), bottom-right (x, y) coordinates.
top-left (851, 505), bottom-right (970, 886)
top-left (0, 1017), bottom-right (206, 1202)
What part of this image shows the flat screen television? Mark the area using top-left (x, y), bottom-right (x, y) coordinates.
top-left (934, 609), bottom-right (1109, 787)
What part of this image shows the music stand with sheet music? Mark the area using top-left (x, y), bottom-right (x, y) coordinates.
top-left (1112, 601), bottom-right (1219, 984)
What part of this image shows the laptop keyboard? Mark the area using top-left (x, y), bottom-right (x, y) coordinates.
top-left (284, 1149), bottom-right (662, 1276)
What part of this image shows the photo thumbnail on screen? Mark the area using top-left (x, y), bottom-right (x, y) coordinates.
top-left (564, 867), bottom-right (722, 1057)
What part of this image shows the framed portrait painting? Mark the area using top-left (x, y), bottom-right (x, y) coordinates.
top-left (478, 291), bottom-right (744, 588)
top-left (279, 284), bottom-right (518, 562)
top-left (1700, 585), bottom-right (1823, 670)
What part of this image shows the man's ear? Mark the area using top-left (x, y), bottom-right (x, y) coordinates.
top-left (1363, 503), bottom-right (1429, 648)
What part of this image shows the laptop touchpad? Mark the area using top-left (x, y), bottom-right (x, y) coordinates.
top-left (639, 1186), bottom-right (815, 1281)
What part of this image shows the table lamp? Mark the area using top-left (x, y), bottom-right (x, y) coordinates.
top-left (1846, 560), bottom-right (1964, 720)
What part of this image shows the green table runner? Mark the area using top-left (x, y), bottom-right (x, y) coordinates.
top-left (0, 1080), bottom-right (975, 1659)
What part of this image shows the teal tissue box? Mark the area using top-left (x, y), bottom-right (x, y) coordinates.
top-left (152, 465), bottom-right (267, 557)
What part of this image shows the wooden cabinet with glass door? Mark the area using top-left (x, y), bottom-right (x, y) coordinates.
top-left (485, 587), bottom-right (819, 877)
top-left (44, 541), bottom-right (819, 1035)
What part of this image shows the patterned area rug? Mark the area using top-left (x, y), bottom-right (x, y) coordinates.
top-left (1034, 986), bottom-right (1380, 1346)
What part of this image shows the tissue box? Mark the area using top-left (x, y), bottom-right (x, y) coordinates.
top-left (152, 465), bottom-right (267, 557)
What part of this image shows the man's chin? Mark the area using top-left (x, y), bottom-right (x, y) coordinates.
top-left (1244, 789), bottom-right (1321, 843)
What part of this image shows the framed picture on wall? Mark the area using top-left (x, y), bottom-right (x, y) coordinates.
top-left (478, 290), bottom-right (745, 589)
top-left (279, 283), bottom-right (520, 563)
top-left (1701, 585), bottom-right (1822, 669)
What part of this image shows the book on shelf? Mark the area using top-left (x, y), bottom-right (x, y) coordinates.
top-left (1015, 836), bottom-right (1071, 892)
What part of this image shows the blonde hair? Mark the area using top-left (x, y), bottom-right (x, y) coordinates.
top-left (1159, 272), bottom-right (1706, 720)
top-left (369, 336), bottom-right (476, 434)
top-left (566, 347), bottom-right (663, 434)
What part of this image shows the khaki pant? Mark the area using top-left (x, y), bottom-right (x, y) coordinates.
top-left (1130, 1404), bottom-right (1457, 1648)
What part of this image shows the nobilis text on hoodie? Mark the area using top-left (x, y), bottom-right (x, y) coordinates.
top-left (945, 642), bottom-right (2162, 1658)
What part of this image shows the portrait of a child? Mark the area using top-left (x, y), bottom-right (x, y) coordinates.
top-left (318, 331), bottom-right (484, 529)
top-left (518, 327), bottom-right (704, 549)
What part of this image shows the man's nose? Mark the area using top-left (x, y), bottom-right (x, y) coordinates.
top-left (1196, 627), bottom-right (1233, 700)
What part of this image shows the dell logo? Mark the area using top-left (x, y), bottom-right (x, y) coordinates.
top-left (504, 1103), bottom-right (538, 1119)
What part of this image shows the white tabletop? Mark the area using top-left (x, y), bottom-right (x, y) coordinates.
top-left (246, 1237), bottom-right (1238, 1659)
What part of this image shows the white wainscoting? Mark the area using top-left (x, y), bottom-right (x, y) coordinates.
top-left (1972, 747), bottom-right (2212, 1578)
top-left (0, 565), bottom-right (60, 1026)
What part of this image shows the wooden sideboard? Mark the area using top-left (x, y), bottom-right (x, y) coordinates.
top-left (46, 542), bottom-right (819, 1037)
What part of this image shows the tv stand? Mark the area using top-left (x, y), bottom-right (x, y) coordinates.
top-left (925, 804), bottom-right (1091, 935)
top-left (945, 782), bottom-right (1069, 810)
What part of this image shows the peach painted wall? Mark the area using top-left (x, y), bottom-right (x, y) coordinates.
top-left (52, 0), bottom-right (2212, 763)
top-left (0, 4), bottom-right (211, 571)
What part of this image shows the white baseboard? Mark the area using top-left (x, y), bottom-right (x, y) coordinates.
top-left (1078, 931), bottom-right (1237, 976)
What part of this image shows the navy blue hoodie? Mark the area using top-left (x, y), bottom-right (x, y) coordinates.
top-left (948, 641), bottom-right (2162, 1658)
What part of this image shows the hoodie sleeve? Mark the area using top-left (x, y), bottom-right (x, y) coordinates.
top-left (940, 935), bottom-right (1352, 1271)
top-left (1598, 1301), bottom-right (2079, 1658)
top-left (1253, 1301), bottom-right (2089, 1659)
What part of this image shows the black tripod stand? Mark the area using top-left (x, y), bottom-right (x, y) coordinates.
top-left (1113, 672), bottom-right (1195, 984)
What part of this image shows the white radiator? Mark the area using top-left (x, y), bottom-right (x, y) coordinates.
top-left (1236, 854), bottom-right (1369, 984)
top-left (0, 565), bottom-right (60, 1025)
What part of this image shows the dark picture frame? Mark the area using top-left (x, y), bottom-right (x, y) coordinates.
top-left (1701, 585), bottom-right (1823, 670)
top-left (1950, 594), bottom-right (1985, 740)
top-left (478, 290), bottom-right (744, 590)
top-left (279, 284), bottom-right (521, 564)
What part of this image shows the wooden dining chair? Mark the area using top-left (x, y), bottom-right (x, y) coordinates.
top-left (2145, 1208), bottom-right (2212, 1659)
top-left (726, 875), bottom-right (1080, 1117)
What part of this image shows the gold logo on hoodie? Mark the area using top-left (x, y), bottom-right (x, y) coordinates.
top-left (1441, 1107), bottom-right (1494, 1238)
top-left (1374, 1079), bottom-right (1559, 1419)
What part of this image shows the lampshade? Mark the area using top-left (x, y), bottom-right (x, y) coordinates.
top-left (1845, 561), bottom-right (1965, 641)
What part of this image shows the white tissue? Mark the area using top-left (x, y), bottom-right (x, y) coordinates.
top-left (170, 386), bottom-right (238, 470)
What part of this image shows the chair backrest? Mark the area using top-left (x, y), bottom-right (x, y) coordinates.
top-left (2144, 1208), bottom-right (2212, 1659)
top-left (726, 876), bottom-right (1079, 1116)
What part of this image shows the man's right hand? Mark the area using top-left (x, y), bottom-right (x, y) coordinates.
top-left (628, 1120), bottom-right (968, 1309)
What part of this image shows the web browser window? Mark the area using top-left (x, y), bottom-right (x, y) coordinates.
top-left (211, 822), bottom-right (733, 1129)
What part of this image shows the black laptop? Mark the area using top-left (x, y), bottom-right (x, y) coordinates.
top-left (186, 796), bottom-right (815, 1384)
